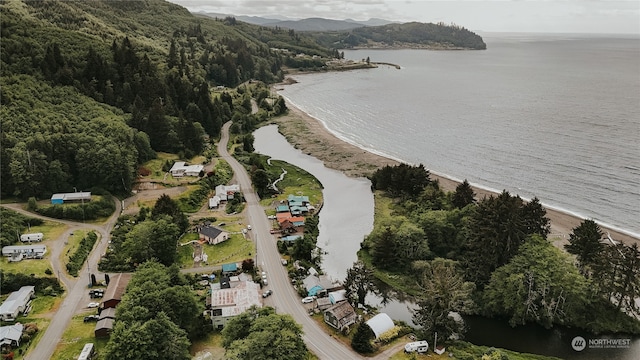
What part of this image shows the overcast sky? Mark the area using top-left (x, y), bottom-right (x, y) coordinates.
top-left (168, 0), bottom-right (639, 34)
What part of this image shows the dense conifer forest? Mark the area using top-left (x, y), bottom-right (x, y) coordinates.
top-left (0, 0), bottom-right (333, 199)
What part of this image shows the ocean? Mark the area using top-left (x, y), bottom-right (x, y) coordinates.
top-left (277, 33), bottom-right (640, 237)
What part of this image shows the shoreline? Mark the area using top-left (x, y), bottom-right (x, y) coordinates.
top-left (271, 86), bottom-right (639, 247)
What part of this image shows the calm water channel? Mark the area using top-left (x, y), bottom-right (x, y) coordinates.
top-left (253, 124), bottom-right (640, 359)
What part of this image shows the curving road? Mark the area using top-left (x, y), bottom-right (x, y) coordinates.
top-left (3, 199), bottom-right (121, 360)
top-left (218, 121), bottom-right (366, 359)
top-left (3, 119), bottom-right (400, 359)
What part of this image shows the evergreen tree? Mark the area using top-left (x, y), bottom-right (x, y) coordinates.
top-left (344, 261), bottom-right (375, 307)
top-left (372, 226), bottom-right (398, 270)
top-left (152, 194), bottom-right (189, 233)
top-left (351, 321), bottom-right (375, 353)
top-left (452, 179), bottom-right (475, 209)
top-left (565, 219), bottom-right (604, 276)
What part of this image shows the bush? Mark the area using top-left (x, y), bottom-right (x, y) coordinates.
top-left (66, 231), bottom-right (98, 276)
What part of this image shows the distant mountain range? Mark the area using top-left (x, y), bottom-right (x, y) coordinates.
top-left (197, 12), bottom-right (396, 31)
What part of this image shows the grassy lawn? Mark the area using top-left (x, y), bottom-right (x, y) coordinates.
top-left (5, 295), bottom-right (62, 360)
top-left (177, 231), bottom-right (254, 268)
top-left (0, 257), bottom-right (52, 277)
top-left (142, 152), bottom-right (179, 180)
top-left (0, 218), bottom-right (66, 275)
top-left (190, 331), bottom-right (225, 359)
top-left (50, 314), bottom-right (109, 360)
top-left (264, 160), bottom-right (323, 206)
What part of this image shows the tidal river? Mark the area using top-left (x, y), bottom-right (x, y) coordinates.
top-left (253, 124), bottom-right (640, 360)
top-left (253, 124), bottom-right (374, 282)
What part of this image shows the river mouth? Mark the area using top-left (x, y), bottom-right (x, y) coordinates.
top-left (253, 124), bottom-right (640, 359)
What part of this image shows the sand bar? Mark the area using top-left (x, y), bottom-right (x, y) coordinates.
top-left (271, 84), bottom-right (639, 247)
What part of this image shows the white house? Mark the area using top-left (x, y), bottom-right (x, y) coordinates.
top-left (0, 323), bottom-right (23, 349)
top-left (366, 313), bottom-right (395, 339)
top-left (208, 196), bottom-right (221, 209)
top-left (210, 281), bottom-right (262, 330)
top-left (20, 233), bottom-right (43, 242)
top-left (2, 245), bottom-right (47, 261)
top-left (215, 184), bottom-right (240, 201)
top-left (0, 286), bottom-right (35, 321)
top-left (169, 161), bottom-right (204, 177)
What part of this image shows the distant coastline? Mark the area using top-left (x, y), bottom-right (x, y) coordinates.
top-left (271, 80), bottom-right (640, 247)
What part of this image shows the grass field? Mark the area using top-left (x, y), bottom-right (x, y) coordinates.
top-left (5, 295), bottom-right (64, 360)
top-left (177, 231), bottom-right (254, 268)
top-left (0, 219), bottom-right (67, 276)
top-left (50, 314), bottom-right (109, 360)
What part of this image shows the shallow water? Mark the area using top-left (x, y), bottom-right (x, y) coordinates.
top-left (253, 125), bottom-right (374, 281)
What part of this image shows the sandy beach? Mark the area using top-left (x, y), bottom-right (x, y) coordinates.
top-left (271, 89), bottom-right (639, 247)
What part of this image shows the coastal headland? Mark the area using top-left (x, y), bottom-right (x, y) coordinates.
top-left (271, 83), bottom-right (639, 248)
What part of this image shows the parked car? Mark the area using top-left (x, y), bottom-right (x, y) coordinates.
top-left (83, 315), bottom-right (100, 323)
top-left (247, 224), bottom-right (252, 230)
top-left (89, 289), bottom-right (104, 298)
top-left (281, 259), bottom-right (288, 266)
top-left (301, 296), bottom-right (316, 304)
top-left (262, 279), bottom-right (268, 286)
top-left (261, 272), bottom-right (267, 279)
top-left (87, 302), bottom-right (100, 308)
top-left (262, 290), bottom-right (273, 298)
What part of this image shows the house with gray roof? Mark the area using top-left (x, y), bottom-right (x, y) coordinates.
top-left (198, 225), bottom-right (229, 245)
top-left (0, 286), bottom-right (35, 321)
top-left (0, 323), bottom-right (23, 349)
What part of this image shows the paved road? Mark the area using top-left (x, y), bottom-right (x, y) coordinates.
top-left (218, 121), bottom-right (366, 360)
top-left (3, 199), bottom-right (121, 360)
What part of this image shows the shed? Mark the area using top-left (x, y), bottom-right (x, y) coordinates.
top-left (329, 289), bottom-right (347, 304)
top-left (316, 297), bottom-right (333, 311)
top-left (366, 313), bottom-right (395, 339)
top-left (101, 273), bottom-right (132, 309)
top-left (208, 196), bottom-right (221, 209)
top-left (94, 318), bottom-right (114, 338)
top-left (99, 307), bottom-right (116, 320)
top-left (221, 262), bottom-right (238, 274)
top-left (50, 192), bottom-right (91, 204)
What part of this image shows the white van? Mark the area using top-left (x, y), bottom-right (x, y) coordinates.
top-left (404, 340), bottom-right (429, 353)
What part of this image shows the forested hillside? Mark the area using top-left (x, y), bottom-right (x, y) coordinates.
top-left (0, 0), bottom-right (335, 199)
top-left (312, 21), bottom-right (486, 50)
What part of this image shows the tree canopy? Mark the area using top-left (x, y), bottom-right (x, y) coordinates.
top-left (222, 306), bottom-right (308, 360)
top-left (482, 235), bottom-right (588, 328)
top-left (102, 261), bottom-right (202, 359)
